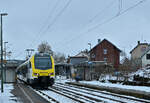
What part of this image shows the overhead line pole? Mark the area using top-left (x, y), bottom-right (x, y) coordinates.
top-left (1, 13), bottom-right (8, 93)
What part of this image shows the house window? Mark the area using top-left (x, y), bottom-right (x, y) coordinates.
top-left (104, 58), bottom-right (107, 62)
top-left (146, 54), bottom-right (150, 60)
top-left (103, 49), bottom-right (107, 54)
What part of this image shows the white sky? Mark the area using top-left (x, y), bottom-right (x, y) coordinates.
top-left (0, 0), bottom-right (150, 59)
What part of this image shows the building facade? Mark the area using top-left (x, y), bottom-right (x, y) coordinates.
top-left (130, 41), bottom-right (149, 59)
top-left (69, 56), bottom-right (88, 65)
top-left (90, 39), bottom-right (121, 68)
top-left (141, 47), bottom-right (150, 67)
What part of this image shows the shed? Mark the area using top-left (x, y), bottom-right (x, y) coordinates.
top-left (74, 61), bottom-right (113, 81)
top-left (55, 63), bottom-right (73, 79)
top-left (1, 60), bottom-right (24, 83)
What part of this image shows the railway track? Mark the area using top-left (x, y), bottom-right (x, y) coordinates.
top-left (35, 89), bottom-right (60, 103)
top-left (18, 78), bottom-right (150, 103)
top-left (48, 87), bottom-right (96, 103)
top-left (54, 82), bottom-right (150, 103)
top-left (17, 79), bottom-right (59, 103)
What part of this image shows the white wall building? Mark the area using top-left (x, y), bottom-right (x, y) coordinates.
top-left (141, 48), bottom-right (150, 67)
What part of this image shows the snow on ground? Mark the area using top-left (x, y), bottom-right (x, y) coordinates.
top-left (131, 66), bottom-right (150, 78)
top-left (35, 90), bottom-right (78, 103)
top-left (56, 77), bottom-right (150, 93)
top-left (55, 76), bottom-right (76, 83)
top-left (0, 81), bottom-right (19, 103)
top-left (80, 80), bottom-right (150, 93)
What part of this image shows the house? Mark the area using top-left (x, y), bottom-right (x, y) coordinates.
top-left (141, 47), bottom-right (150, 67)
top-left (130, 41), bottom-right (149, 60)
top-left (75, 49), bottom-right (89, 59)
top-left (68, 50), bottom-right (89, 65)
top-left (89, 39), bottom-right (121, 68)
top-left (130, 41), bottom-right (149, 69)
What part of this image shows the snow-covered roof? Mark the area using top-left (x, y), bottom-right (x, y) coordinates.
top-left (75, 52), bottom-right (89, 58)
top-left (90, 39), bottom-right (121, 52)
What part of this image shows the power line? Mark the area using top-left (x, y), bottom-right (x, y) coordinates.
top-left (88, 0), bottom-right (147, 32)
top-left (31, 0), bottom-right (72, 48)
top-left (54, 0), bottom-right (116, 49)
top-left (14, 0), bottom-right (147, 59)
top-left (55, 0), bottom-right (147, 52)
top-left (14, 0), bottom-right (72, 59)
top-left (42, 0), bottom-right (73, 34)
top-left (118, 0), bottom-right (122, 15)
top-left (13, 0), bottom-right (61, 59)
top-left (30, 0), bottom-right (61, 48)
top-left (89, 0), bottom-right (116, 23)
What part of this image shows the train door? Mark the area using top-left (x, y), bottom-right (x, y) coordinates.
top-left (27, 62), bottom-right (32, 80)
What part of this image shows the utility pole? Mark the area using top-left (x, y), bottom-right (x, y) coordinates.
top-left (1, 13), bottom-right (8, 93)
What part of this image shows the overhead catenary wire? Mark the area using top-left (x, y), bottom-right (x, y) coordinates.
top-left (14, 0), bottom-right (113, 59)
top-left (13, 0), bottom-right (61, 59)
top-left (88, 0), bottom-right (147, 32)
top-left (53, 0), bottom-right (117, 49)
top-left (89, 0), bottom-right (116, 23)
top-left (43, 0), bottom-right (72, 32)
top-left (14, 0), bottom-right (72, 59)
top-left (14, 0), bottom-right (147, 59)
top-left (30, 0), bottom-right (72, 50)
top-left (118, 0), bottom-right (122, 15)
top-left (54, 0), bottom-right (147, 53)
top-left (30, 0), bottom-right (61, 48)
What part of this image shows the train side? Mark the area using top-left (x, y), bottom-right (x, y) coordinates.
top-left (17, 53), bottom-right (55, 87)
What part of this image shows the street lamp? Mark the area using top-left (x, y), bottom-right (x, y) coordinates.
top-left (1, 13), bottom-right (8, 93)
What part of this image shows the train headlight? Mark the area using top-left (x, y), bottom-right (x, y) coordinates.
top-left (34, 73), bottom-right (39, 76)
top-left (49, 73), bottom-right (54, 76)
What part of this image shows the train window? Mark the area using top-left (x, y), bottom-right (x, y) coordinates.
top-left (34, 56), bottom-right (52, 70)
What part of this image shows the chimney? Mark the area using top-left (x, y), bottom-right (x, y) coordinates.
top-left (138, 41), bottom-right (140, 45)
top-left (98, 39), bottom-right (101, 43)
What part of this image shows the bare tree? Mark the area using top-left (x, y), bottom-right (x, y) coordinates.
top-left (53, 52), bottom-right (66, 63)
top-left (120, 50), bottom-right (127, 57)
top-left (37, 41), bottom-right (53, 54)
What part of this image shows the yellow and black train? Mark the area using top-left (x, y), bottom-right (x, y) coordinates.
top-left (16, 53), bottom-right (55, 87)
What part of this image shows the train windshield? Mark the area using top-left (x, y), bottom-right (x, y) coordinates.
top-left (34, 56), bottom-right (52, 70)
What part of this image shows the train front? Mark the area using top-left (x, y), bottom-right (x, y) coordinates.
top-left (31, 53), bottom-right (55, 87)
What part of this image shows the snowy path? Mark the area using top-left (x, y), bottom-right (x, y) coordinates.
top-left (0, 83), bottom-right (19, 103)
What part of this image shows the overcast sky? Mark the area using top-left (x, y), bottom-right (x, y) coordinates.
top-left (0, 0), bottom-right (150, 60)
